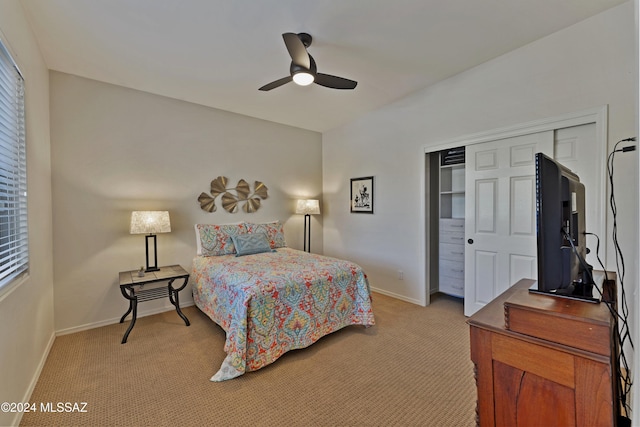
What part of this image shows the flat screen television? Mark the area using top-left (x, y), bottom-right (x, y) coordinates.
top-left (534, 153), bottom-right (596, 301)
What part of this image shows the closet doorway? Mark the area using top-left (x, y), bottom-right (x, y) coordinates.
top-left (423, 107), bottom-right (607, 314)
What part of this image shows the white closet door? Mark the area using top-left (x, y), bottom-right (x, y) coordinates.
top-left (464, 132), bottom-right (554, 316)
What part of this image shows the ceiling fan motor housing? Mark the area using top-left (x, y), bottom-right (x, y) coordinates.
top-left (290, 55), bottom-right (317, 76)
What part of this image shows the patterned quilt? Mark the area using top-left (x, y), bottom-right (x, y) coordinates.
top-left (191, 247), bottom-right (375, 381)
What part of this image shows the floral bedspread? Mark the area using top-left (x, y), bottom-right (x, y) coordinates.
top-left (191, 248), bottom-right (375, 381)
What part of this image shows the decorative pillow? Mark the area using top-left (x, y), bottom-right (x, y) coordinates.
top-left (195, 223), bottom-right (247, 256)
top-left (231, 232), bottom-right (275, 257)
top-left (244, 220), bottom-right (287, 249)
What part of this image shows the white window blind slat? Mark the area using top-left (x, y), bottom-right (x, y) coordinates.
top-left (0, 40), bottom-right (28, 290)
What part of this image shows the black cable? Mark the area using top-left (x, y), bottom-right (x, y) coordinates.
top-left (608, 146), bottom-right (625, 295)
top-left (584, 232), bottom-right (607, 281)
top-left (608, 142), bottom-right (633, 351)
top-left (605, 138), bottom-right (636, 418)
top-left (563, 226), bottom-right (632, 417)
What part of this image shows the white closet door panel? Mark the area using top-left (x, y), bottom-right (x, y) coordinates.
top-left (475, 149), bottom-right (498, 170)
top-left (474, 250), bottom-right (497, 305)
top-left (510, 176), bottom-right (536, 236)
top-left (476, 179), bottom-right (497, 234)
top-left (510, 143), bottom-right (537, 167)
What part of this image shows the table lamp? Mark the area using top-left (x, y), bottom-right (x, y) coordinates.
top-left (130, 211), bottom-right (171, 272)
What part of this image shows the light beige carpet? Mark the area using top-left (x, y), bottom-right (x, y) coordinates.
top-left (20, 292), bottom-right (476, 426)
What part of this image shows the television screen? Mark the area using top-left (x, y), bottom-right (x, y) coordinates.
top-left (535, 153), bottom-right (595, 300)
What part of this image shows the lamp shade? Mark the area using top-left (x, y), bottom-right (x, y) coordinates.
top-left (295, 199), bottom-right (320, 215)
top-left (130, 211), bottom-right (171, 234)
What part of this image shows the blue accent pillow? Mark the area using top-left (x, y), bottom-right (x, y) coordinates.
top-left (231, 232), bottom-right (275, 257)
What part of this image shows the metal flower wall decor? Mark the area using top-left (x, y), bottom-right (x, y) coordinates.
top-left (198, 176), bottom-right (268, 213)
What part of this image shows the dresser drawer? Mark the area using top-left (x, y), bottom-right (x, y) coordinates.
top-left (439, 276), bottom-right (464, 298)
top-left (439, 259), bottom-right (464, 279)
top-left (440, 218), bottom-right (465, 232)
top-left (439, 242), bottom-right (464, 262)
top-left (440, 231), bottom-right (465, 245)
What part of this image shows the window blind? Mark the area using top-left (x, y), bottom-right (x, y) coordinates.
top-left (0, 41), bottom-right (28, 289)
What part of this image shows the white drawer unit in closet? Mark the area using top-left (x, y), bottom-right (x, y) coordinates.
top-left (438, 147), bottom-right (465, 298)
top-left (439, 218), bottom-right (465, 297)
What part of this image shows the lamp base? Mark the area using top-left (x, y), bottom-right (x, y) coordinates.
top-left (303, 214), bottom-right (311, 253)
top-left (145, 234), bottom-right (160, 272)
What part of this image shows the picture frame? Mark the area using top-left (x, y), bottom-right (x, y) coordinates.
top-left (350, 176), bottom-right (374, 214)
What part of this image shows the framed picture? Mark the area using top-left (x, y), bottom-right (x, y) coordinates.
top-left (350, 176), bottom-right (374, 213)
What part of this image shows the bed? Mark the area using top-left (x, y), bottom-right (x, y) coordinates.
top-left (191, 221), bottom-right (375, 381)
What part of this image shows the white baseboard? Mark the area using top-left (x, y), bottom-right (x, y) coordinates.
top-left (13, 330), bottom-right (56, 427)
top-left (370, 286), bottom-right (425, 306)
top-left (55, 301), bottom-right (195, 336)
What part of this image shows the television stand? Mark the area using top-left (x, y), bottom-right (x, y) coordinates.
top-left (468, 274), bottom-right (620, 426)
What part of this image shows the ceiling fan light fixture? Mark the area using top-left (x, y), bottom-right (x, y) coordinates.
top-left (293, 71), bottom-right (314, 86)
top-left (259, 32), bottom-right (357, 91)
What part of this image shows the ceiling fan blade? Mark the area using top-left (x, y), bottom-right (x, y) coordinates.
top-left (282, 33), bottom-right (310, 69)
top-left (259, 76), bottom-right (293, 91)
top-left (314, 73), bottom-right (358, 90)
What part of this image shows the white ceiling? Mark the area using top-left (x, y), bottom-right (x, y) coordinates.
top-left (21, 0), bottom-right (627, 133)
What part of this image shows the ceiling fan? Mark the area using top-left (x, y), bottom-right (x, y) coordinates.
top-left (259, 32), bottom-right (357, 91)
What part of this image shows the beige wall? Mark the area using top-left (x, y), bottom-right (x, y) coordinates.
top-left (50, 72), bottom-right (322, 333)
top-left (0, 2), bottom-right (54, 426)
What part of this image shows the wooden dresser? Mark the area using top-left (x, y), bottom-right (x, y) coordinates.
top-left (468, 277), bottom-right (619, 426)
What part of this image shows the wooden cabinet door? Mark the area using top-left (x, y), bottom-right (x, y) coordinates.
top-left (494, 360), bottom-right (576, 426)
top-left (471, 329), bottom-right (614, 427)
